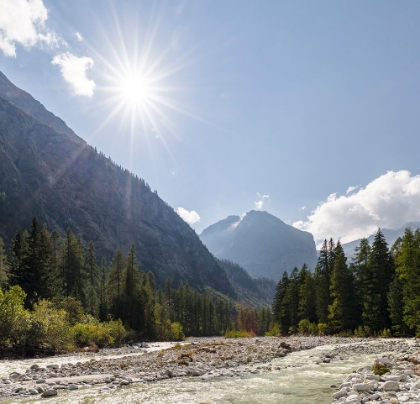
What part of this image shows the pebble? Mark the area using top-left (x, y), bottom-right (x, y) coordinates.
top-left (332, 338), bottom-right (420, 404)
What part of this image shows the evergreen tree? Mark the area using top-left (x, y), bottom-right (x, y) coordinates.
top-left (98, 257), bottom-right (108, 321)
top-left (298, 266), bottom-right (317, 323)
top-left (107, 249), bottom-right (126, 321)
top-left (0, 238), bottom-right (7, 289)
top-left (364, 229), bottom-right (394, 333)
top-left (85, 241), bottom-right (99, 316)
top-left (284, 267), bottom-right (300, 332)
top-left (328, 242), bottom-right (356, 332)
top-left (395, 229), bottom-right (420, 333)
top-left (314, 239), bottom-right (334, 323)
top-left (61, 228), bottom-right (85, 303)
top-left (272, 271), bottom-right (291, 334)
top-left (7, 230), bottom-right (29, 298)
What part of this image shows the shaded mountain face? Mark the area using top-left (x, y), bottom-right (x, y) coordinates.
top-left (200, 210), bottom-right (318, 281)
top-left (341, 222), bottom-right (420, 259)
top-left (0, 72), bottom-right (235, 298)
top-left (217, 259), bottom-right (276, 307)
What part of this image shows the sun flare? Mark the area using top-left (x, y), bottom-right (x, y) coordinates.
top-left (120, 74), bottom-right (153, 107)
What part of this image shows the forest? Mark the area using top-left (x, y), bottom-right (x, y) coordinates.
top-left (272, 228), bottom-right (420, 337)
top-left (1, 217), bottom-right (419, 357)
top-left (0, 217), bottom-right (271, 356)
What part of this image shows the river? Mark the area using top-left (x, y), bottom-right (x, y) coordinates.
top-left (1, 341), bottom-right (394, 404)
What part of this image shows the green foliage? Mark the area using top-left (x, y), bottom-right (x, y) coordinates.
top-left (225, 330), bottom-right (255, 338)
top-left (265, 324), bottom-right (280, 336)
top-left (372, 360), bottom-right (391, 375)
top-left (298, 319), bottom-right (318, 335)
top-left (31, 300), bottom-right (72, 353)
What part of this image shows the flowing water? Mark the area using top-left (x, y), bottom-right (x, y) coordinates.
top-left (0, 342), bottom-right (392, 404)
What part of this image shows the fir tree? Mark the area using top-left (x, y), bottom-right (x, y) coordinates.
top-left (328, 242), bottom-right (356, 332)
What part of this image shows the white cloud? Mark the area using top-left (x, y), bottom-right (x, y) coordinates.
top-left (52, 52), bottom-right (96, 97)
top-left (176, 207), bottom-right (201, 225)
top-left (293, 170), bottom-right (420, 244)
top-left (255, 200), bottom-right (264, 210)
top-left (255, 193), bottom-right (270, 210)
top-left (75, 32), bottom-right (83, 41)
top-left (346, 185), bottom-right (359, 194)
top-left (0, 0), bottom-right (58, 57)
top-left (299, 206), bottom-right (307, 211)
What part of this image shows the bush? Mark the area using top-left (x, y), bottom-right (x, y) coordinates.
top-left (372, 360), bottom-right (391, 375)
top-left (225, 330), bottom-right (255, 338)
top-left (265, 324), bottom-right (280, 336)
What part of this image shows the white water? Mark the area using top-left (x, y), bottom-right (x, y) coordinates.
top-left (0, 341), bottom-right (399, 404)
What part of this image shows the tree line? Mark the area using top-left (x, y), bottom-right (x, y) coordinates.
top-left (272, 228), bottom-right (420, 336)
top-left (0, 217), bottom-right (272, 354)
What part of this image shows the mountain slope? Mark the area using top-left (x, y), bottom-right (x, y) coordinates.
top-left (217, 259), bottom-right (276, 307)
top-left (342, 222), bottom-right (420, 259)
top-left (200, 210), bottom-right (318, 281)
top-left (0, 72), bottom-right (235, 298)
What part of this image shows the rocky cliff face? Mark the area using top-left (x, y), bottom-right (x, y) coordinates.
top-left (0, 72), bottom-right (235, 297)
top-left (201, 210), bottom-right (318, 281)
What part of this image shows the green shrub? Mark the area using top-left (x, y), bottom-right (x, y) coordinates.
top-left (265, 324), bottom-right (280, 336)
top-left (372, 360), bottom-right (391, 375)
top-left (225, 330), bottom-right (255, 338)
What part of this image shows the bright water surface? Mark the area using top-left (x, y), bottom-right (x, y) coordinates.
top-left (1, 342), bottom-right (391, 404)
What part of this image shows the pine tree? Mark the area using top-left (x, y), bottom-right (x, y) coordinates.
top-left (7, 229), bottom-right (29, 296)
top-left (61, 228), bottom-right (85, 303)
top-left (284, 267), bottom-right (300, 332)
top-left (0, 238), bottom-right (7, 289)
top-left (361, 229), bottom-right (394, 333)
top-left (395, 229), bottom-right (420, 333)
top-left (272, 271), bottom-right (291, 334)
top-left (98, 257), bottom-right (108, 321)
top-left (85, 241), bottom-right (99, 316)
top-left (298, 266), bottom-right (317, 323)
top-left (107, 249), bottom-right (126, 321)
top-left (328, 242), bottom-right (356, 332)
top-left (314, 239), bottom-right (334, 323)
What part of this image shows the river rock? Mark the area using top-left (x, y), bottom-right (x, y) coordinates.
top-left (353, 383), bottom-right (370, 392)
top-left (41, 389), bottom-right (58, 397)
top-left (382, 380), bottom-right (400, 391)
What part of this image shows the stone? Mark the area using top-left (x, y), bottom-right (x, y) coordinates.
top-left (353, 383), bottom-right (370, 392)
top-left (41, 389), bottom-right (58, 397)
top-left (382, 380), bottom-right (400, 391)
top-left (333, 390), bottom-right (348, 399)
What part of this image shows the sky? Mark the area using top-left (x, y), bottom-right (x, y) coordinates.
top-left (1, 0), bottom-right (420, 244)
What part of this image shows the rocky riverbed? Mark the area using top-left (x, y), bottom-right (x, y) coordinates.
top-left (331, 338), bottom-right (420, 403)
top-left (0, 336), bottom-right (416, 402)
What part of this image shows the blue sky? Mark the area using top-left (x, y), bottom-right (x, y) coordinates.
top-left (1, 0), bottom-right (420, 243)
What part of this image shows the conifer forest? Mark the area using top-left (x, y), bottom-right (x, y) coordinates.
top-left (1, 217), bottom-right (420, 357)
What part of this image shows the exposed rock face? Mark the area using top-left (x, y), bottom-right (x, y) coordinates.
top-left (0, 72), bottom-right (234, 297)
top-left (201, 210), bottom-right (318, 281)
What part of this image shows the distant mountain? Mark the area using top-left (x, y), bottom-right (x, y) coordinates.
top-left (0, 71), bottom-right (235, 298)
top-left (342, 222), bottom-right (420, 259)
top-left (200, 210), bottom-right (318, 281)
top-left (217, 259), bottom-right (277, 307)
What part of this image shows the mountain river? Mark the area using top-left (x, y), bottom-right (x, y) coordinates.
top-left (0, 340), bottom-right (403, 404)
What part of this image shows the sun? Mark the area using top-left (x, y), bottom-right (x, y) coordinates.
top-left (119, 73), bottom-right (153, 107)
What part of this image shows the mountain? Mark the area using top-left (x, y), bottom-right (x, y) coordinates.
top-left (341, 222), bottom-right (420, 259)
top-left (217, 259), bottom-right (277, 307)
top-left (200, 210), bottom-right (318, 281)
top-left (0, 71), bottom-right (235, 298)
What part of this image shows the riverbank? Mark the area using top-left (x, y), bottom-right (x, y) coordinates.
top-left (0, 336), bottom-right (414, 401)
top-left (331, 338), bottom-right (420, 404)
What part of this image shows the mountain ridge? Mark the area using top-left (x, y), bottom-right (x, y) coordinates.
top-left (200, 210), bottom-right (318, 281)
top-left (0, 71), bottom-right (236, 298)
